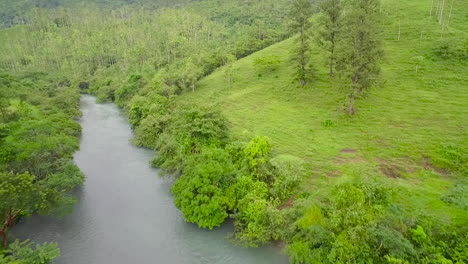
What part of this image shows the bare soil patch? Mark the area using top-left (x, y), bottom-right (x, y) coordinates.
top-left (278, 195), bottom-right (297, 209)
top-left (340, 148), bottom-right (358, 153)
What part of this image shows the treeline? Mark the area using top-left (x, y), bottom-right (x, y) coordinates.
top-left (0, 72), bottom-right (84, 263)
top-left (0, 0), bottom-right (198, 28)
top-left (0, 0), bottom-right (289, 82)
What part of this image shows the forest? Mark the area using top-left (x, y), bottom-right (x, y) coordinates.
top-left (0, 0), bottom-right (467, 263)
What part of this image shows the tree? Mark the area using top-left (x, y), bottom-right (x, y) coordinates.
top-left (0, 173), bottom-right (39, 248)
top-left (180, 61), bottom-right (202, 94)
top-left (222, 53), bottom-right (237, 87)
top-left (317, 0), bottom-right (342, 77)
top-left (289, 0), bottom-right (314, 86)
top-left (336, 0), bottom-right (384, 115)
top-left (171, 147), bottom-right (234, 229)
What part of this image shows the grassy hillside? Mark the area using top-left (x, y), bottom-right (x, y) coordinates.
top-left (176, 0), bottom-right (468, 223)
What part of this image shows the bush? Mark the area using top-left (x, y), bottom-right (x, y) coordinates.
top-left (243, 136), bottom-right (272, 178)
top-left (270, 154), bottom-right (306, 200)
top-left (171, 147), bottom-right (235, 229)
top-left (441, 178), bottom-right (468, 210)
top-left (127, 94), bottom-right (168, 127)
top-left (134, 114), bottom-right (170, 149)
top-left (96, 85), bottom-right (115, 103)
top-left (433, 40), bottom-right (468, 60)
top-left (114, 74), bottom-right (145, 107)
top-left (254, 55), bottom-right (281, 73)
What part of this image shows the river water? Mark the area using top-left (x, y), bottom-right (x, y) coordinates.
top-left (13, 95), bottom-right (287, 264)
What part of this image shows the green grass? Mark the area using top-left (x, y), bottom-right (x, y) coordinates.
top-left (176, 0), bottom-right (468, 223)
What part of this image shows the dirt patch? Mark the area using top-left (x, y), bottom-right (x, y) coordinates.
top-left (278, 195), bottom-right (297, 210)
top-left (340, 148), bottom-right (358, 153)
top-left (326, 170), bottom-right (341, 177)
top-left (380, 164), bottom-right (401, 179)
top-left (422, 156), bottom-right (448, 175)
top-left (379, 163), bottom-right (403, 178)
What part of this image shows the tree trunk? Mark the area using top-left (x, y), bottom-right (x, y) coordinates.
top-left (439, 0), bottom-right (446, 24)
top-left (348, 94), bottom-right (355, 115)
top-left (0, 229), bottom-right (6, 249)
top-left (398, 19), bottom-right (401, 40)
top-left (349, 76), bottom-right (359, 115)
top-left (430, 0), bottom-right (435, 16)
top-left (300, 21), bottom-right (307, 86)
top-left (330, 34), bottom-right (335, 77)
top-left (446, 0), bottom-right (454, 29)
top-left (0, 209), bottom-right (22, 249)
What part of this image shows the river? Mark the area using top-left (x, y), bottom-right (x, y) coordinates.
top-left (13, 95), bottom-right (287, 264)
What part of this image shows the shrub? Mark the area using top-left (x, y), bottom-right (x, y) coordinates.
top-left (269, 154), bottom-right (306, 200)
top-left (243, 136), bottom-right (272, 178)
top-left (171, 147), bottom-right (235, 229)
top-left (96, 86), bottom-right (115, 103)
top-left (253, 55), bottom-right (281, 74)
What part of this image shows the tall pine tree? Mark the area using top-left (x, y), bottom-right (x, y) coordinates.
top-left (289, 0), bottom-right (314, 87)
top-left (337, 0), bottom-right (383, 115)
top-left (317, 0), bottom-right (342, 77)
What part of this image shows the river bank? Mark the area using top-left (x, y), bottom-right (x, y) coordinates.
top-left (13, 95), bottom-right (287, 264)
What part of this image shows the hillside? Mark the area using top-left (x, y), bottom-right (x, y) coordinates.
top-left (176, 0), bottom-right (468, 223)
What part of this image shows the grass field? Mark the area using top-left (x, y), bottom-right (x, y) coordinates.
top-left (176, 0), bottom-right (468, 223)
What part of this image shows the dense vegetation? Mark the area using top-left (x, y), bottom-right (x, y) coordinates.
top-left (0, 73), bottom-right (84, 262)
top-left (0, 0), bottom-right (466, 263)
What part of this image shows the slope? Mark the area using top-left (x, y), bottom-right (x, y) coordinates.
top-left (175, 0), bottom-right (468, 223)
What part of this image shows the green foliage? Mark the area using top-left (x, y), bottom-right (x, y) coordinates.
top-left (115, 74), bottom-right (146, 107)
top-left (286, 178), bottom-right (468, 263)
top-left (336, 0), bottom-right (384, 114)
top-left (269, 155), bottom-right (306, 200)
top-left (286, 178), bottom-right (394, 263)
top-left (0, 73), bottom-right (83, 249)
top-left (171, 147), bottom-right (235, 229)
top-left (0, 172), bottom-right (38, 218)
top-left (128, 94), bottom-right (168, 128)
top-left (317, 0), bottom-right (343, 76)
top-left (296, 205), bottom-right (324, 229)
top-left (0, 240), bottom-right (60, 264)
top-left (433, 39), bottom-right (468, 60)
top-left (254, 55), bottom-right (282, 74)
top-left (441, 178), bottom-right (468, 210)
top-left (233, 196), bottom-right (271, 247)
top-left (432, 144), bottom-right (466, 171)
top-left (289, 0), bottom-right (315, 86)
top-left (141, 103), bottom-right (229, 174)
top-left (1, 0), bottom-right (466, 262)
top-left (95, 86), bottom-right (115, 103)
top-left (243, 136), bottom-right (272, 178)
top-left (230, 174), bottom-right (273, 247)
top-left (134, 114), bottom-right (169, 149)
